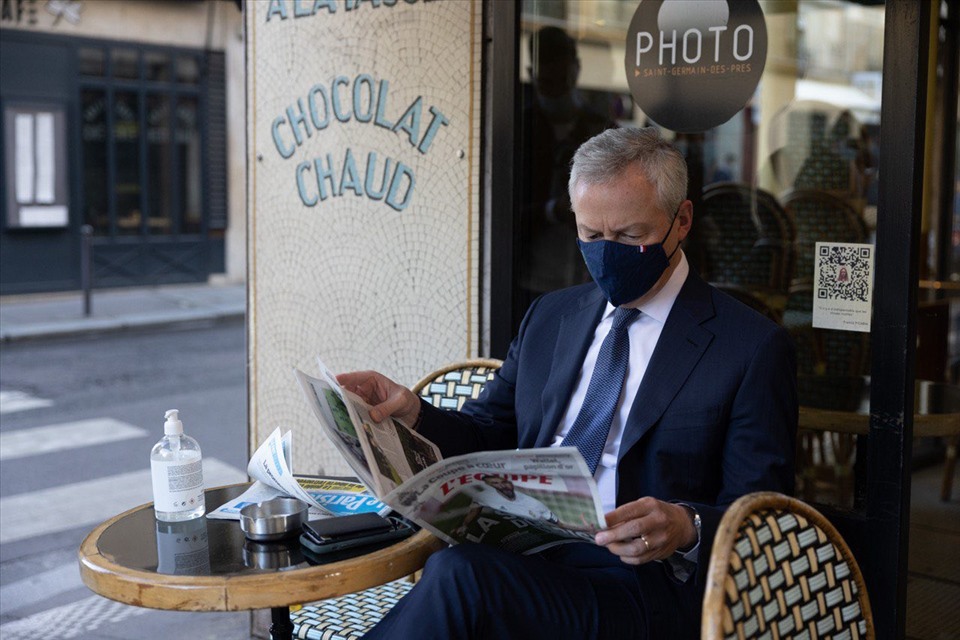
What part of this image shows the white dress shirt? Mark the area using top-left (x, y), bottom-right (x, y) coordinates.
top-left (550, 252), bottom-right (690, 513)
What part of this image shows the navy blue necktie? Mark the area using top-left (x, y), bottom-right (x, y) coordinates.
top-left (561, 307), bottom-right (640, 475)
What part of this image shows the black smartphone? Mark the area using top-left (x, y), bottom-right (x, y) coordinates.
top-left (300, 514), bottom-right (415, 555)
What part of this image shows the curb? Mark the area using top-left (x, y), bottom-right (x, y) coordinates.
top-left (0, 308), bottom-right (245, 343)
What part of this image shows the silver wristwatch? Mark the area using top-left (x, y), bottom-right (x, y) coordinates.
top-left (677, 503), bottom-right (702, 549)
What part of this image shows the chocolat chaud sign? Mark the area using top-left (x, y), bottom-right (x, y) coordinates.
top-left (625, 0), bottom-right (767, 133)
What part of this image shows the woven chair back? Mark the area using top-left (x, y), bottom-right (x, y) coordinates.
top-left (703, 492), bottom-right (874, 640)
top-left (412, 358), bottom-right (503, 411)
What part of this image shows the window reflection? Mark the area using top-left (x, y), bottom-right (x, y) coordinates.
top-left (114, 91), bottom-right (142, 236)
top-left (177, 97), bottom-right (201, 235)
top-left (145, 52), bottom-right (171, 82)
top-left (147, 94), bottom-right (172, 234)
top-left (81, 89), bottom-right (108, 234)
top-left (516, 0), bottom-right (889, 510)
top-left (79, 47), bottom-right (105, 77)
top-left (518, 27), bottom-right (617, 314)
top-left (111, 49), bottom-right (139, 80)
top-left (80, 45), bottom-right (205, 239)
top-left (176, 56), bottom-right (200, 85)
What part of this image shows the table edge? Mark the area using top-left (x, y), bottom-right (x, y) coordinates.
top-left (77, 485), bottom-right (445, 611)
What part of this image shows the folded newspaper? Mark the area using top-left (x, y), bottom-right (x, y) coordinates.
top-left (294, 359), bottom-right (605, 554)
top-left (207, 426), bottom-right (390, 520)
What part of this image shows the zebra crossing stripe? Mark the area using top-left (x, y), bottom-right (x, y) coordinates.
top-left (0, 418), bottom-right (148, 461)
top-left (0, 562), bottom-right (82, 614)
top-left (0, 458), bottom-right (246, 545)
top-left (0, 594), bottom-right (150, 640)
top-left (0, 391), bottom-right (53, 415)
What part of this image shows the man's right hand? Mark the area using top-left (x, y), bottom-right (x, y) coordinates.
top-left (336, 370), bottom-right (421, 427)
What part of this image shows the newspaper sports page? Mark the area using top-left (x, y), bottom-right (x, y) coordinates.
top-left (384, 448), bottom-right (605, 554)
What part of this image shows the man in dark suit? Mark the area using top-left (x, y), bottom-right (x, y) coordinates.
top-left (341, 127), bottom-right (797, 639)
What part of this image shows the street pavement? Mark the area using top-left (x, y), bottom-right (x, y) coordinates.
top-left (0, 282), bottom-right (246, 342)
top-left (0, 283), bottom-right (254, 639)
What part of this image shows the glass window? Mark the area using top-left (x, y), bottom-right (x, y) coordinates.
top-left (147, 94), bottom-right (172, 234)
top-left (111, 49), bottom-right (140, 80)
top-left (176, 55), bottom-right (200, 85)
top-left (113, 91), bottom-right (142, 235)
top-left (80, 44), bottom-right (210, 240)
top-left (79, 47), bottom-right (105, 77)
top-left (176, 96), bottom-right (202, 234)
top-left (145, 52), bottom-right (171, 82)
top-left (516, 0), bottom-right (888, 510)
top-left (81, 89), bottom-right (109, 234)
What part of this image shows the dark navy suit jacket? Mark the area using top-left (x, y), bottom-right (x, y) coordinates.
top-left (417, 269), bottom-right (798, 638)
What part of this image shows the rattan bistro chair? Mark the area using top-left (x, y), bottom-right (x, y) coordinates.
top-left (290, 358), bottom-right (503, 640)
top-left (702, 492), bottom-right (874, 640)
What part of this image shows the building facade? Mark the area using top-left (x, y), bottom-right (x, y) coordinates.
top-left (0, 0), bottom-right (245, 294)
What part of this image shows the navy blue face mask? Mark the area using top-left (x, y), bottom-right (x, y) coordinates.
top-left (577, 214), bottom-right (680, 307)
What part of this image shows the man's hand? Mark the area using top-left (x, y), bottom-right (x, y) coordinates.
top-left (594, 498), bottom-right (696, 565)
top-left (336, 370), bottom-right (421, 426)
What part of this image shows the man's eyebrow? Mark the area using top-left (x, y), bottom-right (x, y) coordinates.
top-left (576, 222), bottom-right (653, 235)
top-left (576, 223), bottom-right (601, 233)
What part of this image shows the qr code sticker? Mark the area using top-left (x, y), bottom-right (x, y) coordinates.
top-left (816, 245), bottom-right (872, 302)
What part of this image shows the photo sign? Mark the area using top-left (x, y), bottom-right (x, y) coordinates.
top-left (625, 0), bottom-right (767, 133)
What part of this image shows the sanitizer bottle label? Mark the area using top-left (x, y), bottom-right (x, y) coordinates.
top-left (151, 455), bottom-right (204, 513)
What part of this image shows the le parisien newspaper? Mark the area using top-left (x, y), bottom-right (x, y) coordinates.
top-left (294, 359), bottom-right (605, 555)
top-left (207, 426), bottom-right (391, 521)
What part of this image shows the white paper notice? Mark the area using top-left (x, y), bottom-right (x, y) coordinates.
top-left (812, 242), bottom-right (874, 333)
top-left (34, 112), bottom-right (56, 204)
top-left (19, 206), bottom-right (68, 227)
top-left (14, 114), bottom-right (34, 204)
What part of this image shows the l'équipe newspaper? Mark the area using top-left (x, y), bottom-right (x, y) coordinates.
top-left (294, 360), bottom-right (605, 555)
top-left (207, 426), bottom-right (390, 520)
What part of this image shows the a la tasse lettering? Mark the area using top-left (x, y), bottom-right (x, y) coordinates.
top-left (635, 25), bottom-right (755, 66)
top-left (272, 74), bottom-right (449, 212)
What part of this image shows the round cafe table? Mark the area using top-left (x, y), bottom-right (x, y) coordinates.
top-left (78, 484), bottom-right (443, 640)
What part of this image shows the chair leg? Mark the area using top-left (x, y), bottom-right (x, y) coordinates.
top-left (270, 606), bottom-right (293, 640)
top-left (941, 436), bottom-right (958, 502)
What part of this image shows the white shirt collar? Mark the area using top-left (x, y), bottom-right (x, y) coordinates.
top-left (600, 251), bottom-right (689, 324)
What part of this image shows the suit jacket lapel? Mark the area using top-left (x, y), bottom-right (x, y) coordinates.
top-left (618, 272), bottom-right (716, 459)
top-left (534, 288), bottom-right (606, 448)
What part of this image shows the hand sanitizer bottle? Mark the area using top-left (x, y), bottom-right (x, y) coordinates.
top-left (151, 409), bottom-right (205, 521)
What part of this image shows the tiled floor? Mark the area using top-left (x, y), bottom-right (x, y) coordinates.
top-left (906, 464), bottom-right (960, 640)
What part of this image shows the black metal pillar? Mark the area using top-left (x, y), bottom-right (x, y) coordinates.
top-left (81, 224), bottom-right (94, 317)
top-left (486, 0), bottom-right (520, 359)
top-left (865, 2), bottom-right (931, 638)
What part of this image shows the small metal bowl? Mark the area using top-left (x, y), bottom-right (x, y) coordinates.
top-left (239, 498), bottom-right (309, 542)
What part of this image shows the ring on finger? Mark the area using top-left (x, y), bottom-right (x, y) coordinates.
top-left (638, 534), bottom-right (650, 552)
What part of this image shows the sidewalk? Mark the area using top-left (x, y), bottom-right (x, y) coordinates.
top-left (0, 282), bottom-right (246, 342)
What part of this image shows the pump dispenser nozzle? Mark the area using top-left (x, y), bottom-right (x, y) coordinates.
top-left (164, 409), bottom-right (183, 435)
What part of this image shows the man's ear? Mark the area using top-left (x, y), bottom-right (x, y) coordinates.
top-left (675, 200), bottom-right (693, 242)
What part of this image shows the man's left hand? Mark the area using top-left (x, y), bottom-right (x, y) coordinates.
top-left (594, 497), bottom-right (696, 565)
